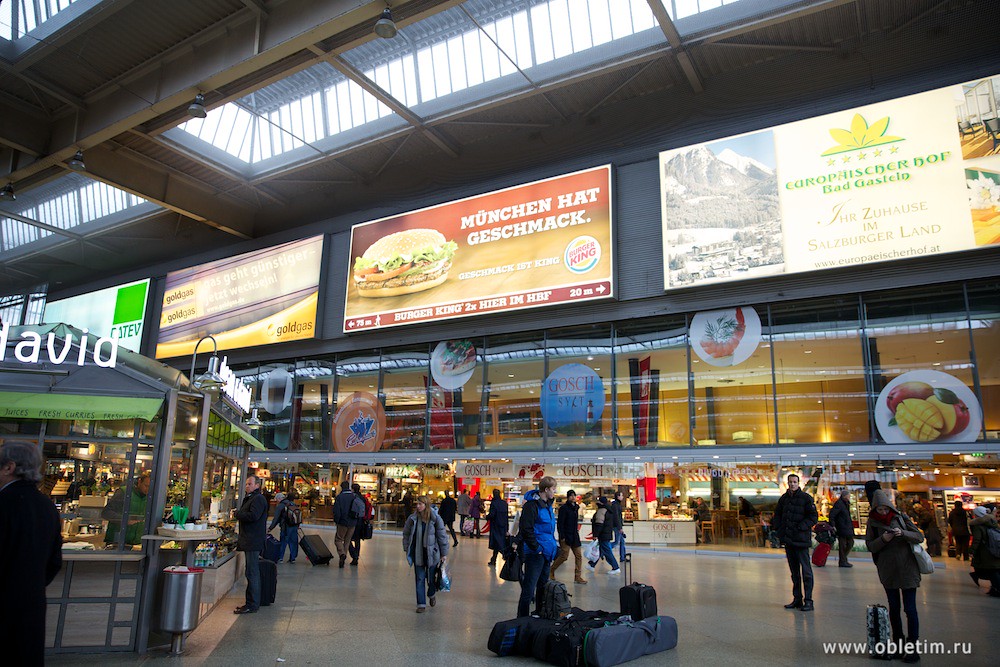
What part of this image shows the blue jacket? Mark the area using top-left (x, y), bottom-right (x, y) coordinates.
top-left (519, 490), bottom-right (558, 560)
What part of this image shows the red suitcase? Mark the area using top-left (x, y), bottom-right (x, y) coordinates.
top-left (812, 542), bottom-right (831, 567)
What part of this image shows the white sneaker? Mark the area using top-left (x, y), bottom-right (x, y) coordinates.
top-left (585, 563), bottom-right (596, 572)
top-left (608, 569), bottom-right (621, 575)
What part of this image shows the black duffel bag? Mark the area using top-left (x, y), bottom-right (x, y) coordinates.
top-left (499, 547), bottom-right (522, 582)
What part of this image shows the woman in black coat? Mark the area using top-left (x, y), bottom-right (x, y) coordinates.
top-left (487, 489), bottom-right (509, 566)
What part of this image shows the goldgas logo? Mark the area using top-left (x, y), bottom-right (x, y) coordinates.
top-left (821, 114), bottom-right (903, 156)
top-left (564, 236), bottom-right (601, 274)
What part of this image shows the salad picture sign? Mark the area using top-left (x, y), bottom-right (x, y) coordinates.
top-left (429, 340), bottom-right (477, 390)
top-left (690, 306), bottom-right (761, 367)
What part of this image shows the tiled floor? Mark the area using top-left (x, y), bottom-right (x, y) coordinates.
top-left (49, 528), bottom-right (999, 666)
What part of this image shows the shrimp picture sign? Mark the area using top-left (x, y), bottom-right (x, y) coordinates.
top-left (690, 306), bottom-right (762, 367)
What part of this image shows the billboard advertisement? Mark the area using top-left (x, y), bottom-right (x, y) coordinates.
top-left (343, 165), bottom-right (613, 332)
top-left (155, 236), bottom-right (323, 358)
top-left (43, 278), bottom-right (150, 352)
top-left (660, 74), bottom-right (1000, 289)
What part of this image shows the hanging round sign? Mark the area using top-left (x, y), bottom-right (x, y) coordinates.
top-left (540, 363), bottom-right (605, 434)
top-left (332, 391), bottom-right (386, 453)
top-left (261, 367), bottom-right (294, 414)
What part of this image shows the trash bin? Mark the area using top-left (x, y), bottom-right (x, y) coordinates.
top-left (160, 566), bottom-right (203, 654)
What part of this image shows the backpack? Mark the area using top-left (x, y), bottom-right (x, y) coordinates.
top-left (284, 502), bottom-right (302, 528)
top-left (986, 526), bottom-right (1000, 559)
top-left (540, 579), bottom-right (572, 620)
top-left (350, 493), bottom-right (366, 520)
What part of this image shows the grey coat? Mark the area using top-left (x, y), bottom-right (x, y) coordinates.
top-left (866, 511), bottom-right (924, 590)
top-left (456, 493), bottom-right (471, 516)
top-left (402, 509), bottom-right (450, 569)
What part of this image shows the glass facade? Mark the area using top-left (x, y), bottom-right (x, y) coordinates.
top-left (239, 278), bottom-right (999, 452)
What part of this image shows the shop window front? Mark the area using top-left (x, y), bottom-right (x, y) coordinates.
top-left (967, 280), bottom-right (999, 439)
top-left (294, 360), bottom-right (335, 450)
top-left (543, 325), bottom-right (613, 450)
top-left (381, 346), bottom-right (430, 451)
top-left (771, 297), bottom-right (869, 444)
top-left (864, 284), bottom-right (981, 445)
top-left (691, 305), bottom-right (775, 447)
top-left (482, 332), bottom-right (544, 450)
top-left (613, 316), bottom-right (689, 448)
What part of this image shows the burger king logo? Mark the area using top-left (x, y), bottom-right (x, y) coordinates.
top-left (564, 236), bottom-right (601, 274)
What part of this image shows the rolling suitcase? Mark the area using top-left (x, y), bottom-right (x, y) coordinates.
top-left (619, 553), bottom-right (658, 621)
top-left (583, 616), bottom-right (678, 667)
top-left (259, 558), bottom-right (277, 606)
top-left (866, 604), bottom-right (891, 660)
top-left (812, 542), bottom-right (832, 567)
top-left (299, 532), bottom-right (334, 565)
top-left (264, 534), bottom-right (282, 563)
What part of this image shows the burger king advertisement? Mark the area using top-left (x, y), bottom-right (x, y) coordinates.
top-left (343, 165), bottom-right (613, 332)
top-left (156, 236), bottom-right (323, 358)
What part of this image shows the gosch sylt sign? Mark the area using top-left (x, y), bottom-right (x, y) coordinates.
top-left (0, 323), bottom-right (120, 368)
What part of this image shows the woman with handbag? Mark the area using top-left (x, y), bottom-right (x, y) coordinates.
top-left (865, 489), bottom-right (925, 663)
top-left (402, 495), bottom-right (450, 613)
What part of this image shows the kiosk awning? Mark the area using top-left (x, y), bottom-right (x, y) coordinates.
top-left (0, 391), bottom-right (163, 421)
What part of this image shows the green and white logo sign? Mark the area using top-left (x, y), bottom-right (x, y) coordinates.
top-left (44, 279), bottom-right (150, 352)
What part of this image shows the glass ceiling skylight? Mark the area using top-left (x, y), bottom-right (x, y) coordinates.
top-left (0, 0), bottom-right (85, 41)
top-left (169, 0), bottom-right (665, 174)
top-left (166, 0), bottom-right (766, 177)
top-left (0, 173), bottom-right (161, 254)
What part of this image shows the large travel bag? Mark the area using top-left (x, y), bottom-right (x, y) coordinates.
top-left (582, 615), bottom-right (678, 667)
top-left (487, 608), bottom-right (620, 662)
top-left (619, 553), bottom-right (658, 620)
top-left (488, 616), bottom-right (538, 657)
top-left (264, 534), bottom-right (282, 563)
top-left (259, 558), bottom-right (277, 606)
top-left (542, 610), bottom-right (625, 667)
top-left (357, 520), bottom-right (374, 540)
top-left (866, 604), bottom-right (891, 660)
top-left (812, 542), bottom-right (832, 567)
top-left (299, 532), bottom-right (334, 565)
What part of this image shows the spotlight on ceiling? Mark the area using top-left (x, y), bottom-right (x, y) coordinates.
top-left (0, 184), bottom-right (14, 202)
top-left (67, 150), bottom-right (86, 171)
top-left (187, 93), bottom-right (208, 119)
top-left (374, 8), bottom-right (397, 39)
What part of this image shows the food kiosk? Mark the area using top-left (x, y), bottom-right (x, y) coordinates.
top-left (0, 323), bottom-right (260, 655)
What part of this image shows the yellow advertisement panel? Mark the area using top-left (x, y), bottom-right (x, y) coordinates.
top-left (343, 166), bottom-right (614, 332)
top-left (660, 74), bottom-right (1000, 288)
top-left (155, 236), bottom-right (323, 359)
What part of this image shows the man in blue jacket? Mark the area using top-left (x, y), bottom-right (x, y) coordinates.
top-left (234, 474), bottom-right (268, 614)
top-left (517, 476), bottom-right (559, 617)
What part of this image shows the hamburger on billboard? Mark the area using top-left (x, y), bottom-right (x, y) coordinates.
top-left (343, 166), bottom-right (613, 332)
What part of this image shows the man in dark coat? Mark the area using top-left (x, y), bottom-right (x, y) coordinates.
top-left (0, 441), bottom-right (62, 666)
top-left (611, 490), bottom-right (627, 561)
top-left (486, 489), bottom-right (509, 565)
top-left (439, 490), bottom-right (458, 547)
top-left (773, 474), bottom-right (818, 612)
top-left (948, 500), bottom-right (971, 561)
top-left (828, 489), bottom-right (854, 568)
top-left (333, 480), bottom-right (364, 568)
top-left (551, 489), bottom-right (587, 584)
top-left (234, 474), bottom-right (268, 614)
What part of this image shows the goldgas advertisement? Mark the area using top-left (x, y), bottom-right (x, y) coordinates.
top-left (660, 74), bottom-right (1000, 289)
top-left (155, 236), bottom-right (323, 358)
top-left (343, 166), bottom-right (613, 332)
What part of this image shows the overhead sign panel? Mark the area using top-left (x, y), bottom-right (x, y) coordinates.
top-left (343, 165), bottom-right (614, 332)
top-left (43, 278), bottom-right (150, 352)
top-left (660, 74), bottom-right (1000, 289)
top-left (155, 236), bottom-right (323, 358)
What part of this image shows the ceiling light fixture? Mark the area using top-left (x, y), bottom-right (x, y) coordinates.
top-left (374, 7), bottom-right (398, 39)
top-left (187, 93), bottom-right (208, 118)
top-left (67, 150), bottom-right (86, 171)
top-left (0, 184), bottom-right (14, 202)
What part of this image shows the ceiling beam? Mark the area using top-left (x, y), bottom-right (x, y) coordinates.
top-left (321, 51), bottom-right (460, 159)
top-left (646, 0), bottom-right (703, 93)
top-left (705, 41), bottom-right (838, 54)
top-left (695, 0), bottom-right (860, 45)
top-left (80, 144), bottom-right (255, 239)
top-left (4, 1), bottom-right (458, 186)
top-left (10, 0), bottom-right (141, 72)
